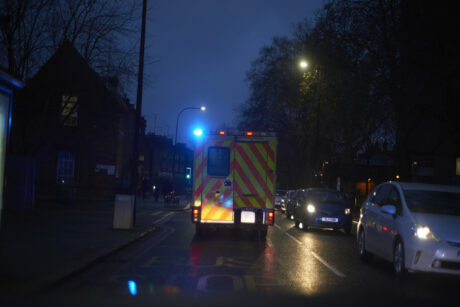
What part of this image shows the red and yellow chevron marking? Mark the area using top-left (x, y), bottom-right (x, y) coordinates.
top-left (194, 138), bottom-right (234, 222)
top-left (233, 141), bottom-right (274, 209)
top-left (266, 140), bottom-right (276, 208)
top-left (193, 143), bottom-right (204, 204)
top-left (193, 136), bottom-right (277, 221)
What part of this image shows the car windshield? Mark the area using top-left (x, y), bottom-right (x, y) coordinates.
top-left (404, 190), bottom-right (460, 216)
top-left (306, 190), bottom-right (345, 203)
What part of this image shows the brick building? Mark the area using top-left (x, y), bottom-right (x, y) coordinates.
top-left (8, 41), bottom-right (138, 202)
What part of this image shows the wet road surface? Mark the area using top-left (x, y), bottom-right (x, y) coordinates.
top-left (36, 210), bottom-right (460, 306)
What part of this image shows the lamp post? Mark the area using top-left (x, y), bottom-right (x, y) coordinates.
top-left (130, 0), bottom-right (147, 226)
top-left (171, 106), bottom-right (206, 195)
top-left (300, 59), bottom-right (323, 187)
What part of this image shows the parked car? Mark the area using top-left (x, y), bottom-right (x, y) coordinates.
top-left (274, 190), bottom-right (288, 210)
top-left (281, 190), bottom-right (296, 213)
top-left (357, 181), bottom-right (460, 276)
top-left (293, 188), bottom-right (352, 233)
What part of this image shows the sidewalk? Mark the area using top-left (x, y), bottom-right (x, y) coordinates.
top-left (0, 196), bottom-right (189, 302)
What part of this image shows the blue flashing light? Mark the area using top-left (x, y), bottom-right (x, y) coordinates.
top-left (193, 128), bottom-right (203, 136)
top-left (128, 280), bottom-right (137, 295)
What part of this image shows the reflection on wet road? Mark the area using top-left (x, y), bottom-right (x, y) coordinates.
top-left (42, 210), bottom-right (460, 305)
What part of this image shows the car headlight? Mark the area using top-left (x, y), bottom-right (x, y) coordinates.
top-left (345, 208), bottom-right (351, 215)
top-left (411, 225), bottom-right (440, 242)
top-left (307, 204), bottom-right (316, 213)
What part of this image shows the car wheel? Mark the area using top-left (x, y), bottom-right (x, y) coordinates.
top-left (358, 229), bottom-right (372, 261)
top-left (294, 218), bottom-right (299, 228)
top-left (257, 228), bottom-right (268, 244)
top-left (393, 239), bottom-right (406, 276)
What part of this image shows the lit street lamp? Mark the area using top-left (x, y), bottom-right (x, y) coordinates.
top-left (174, 106), bottom-right (206, 146)
top-left (299, 60), bottom-right (308, 69)
top-left (171, 106), bottom-right (206, 195)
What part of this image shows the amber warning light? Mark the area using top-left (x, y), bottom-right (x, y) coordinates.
top-left (219, 131), bottom-right (225, 135)
top-left (246, 131), bottom-right (253, 136)
top-left (268, 211), bottom-right (274, 225)
top-left (193, 209), bottom-right (200, 222)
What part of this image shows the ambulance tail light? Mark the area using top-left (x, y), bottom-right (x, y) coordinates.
top-left (192, 208), bottom-right (200, 223)
top-left (268, 210), bottom-right (274, 225)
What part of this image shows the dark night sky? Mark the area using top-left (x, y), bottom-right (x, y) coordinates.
top-left (142, 0), bottom-right (324, 146)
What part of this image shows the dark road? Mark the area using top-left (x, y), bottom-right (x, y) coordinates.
top-left (38, 210), bottom-right (460, 306)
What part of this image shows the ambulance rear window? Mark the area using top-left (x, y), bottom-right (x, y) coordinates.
top-left (208, 147), bottom-right (230, 176)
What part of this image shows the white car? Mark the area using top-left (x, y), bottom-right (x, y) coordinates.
top-left (357, 181), bottom-right (460, 275)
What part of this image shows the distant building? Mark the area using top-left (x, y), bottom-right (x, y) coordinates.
top-left (143, 133), bottom-right (193, 196)
top-left (354, 151), bottom-right (397, 196)
top-left (406, 120), bottom-right (459, 185)
top-left (8, 41), bottom-right (140, 202)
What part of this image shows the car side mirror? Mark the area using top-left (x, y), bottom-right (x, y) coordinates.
top-left (380, 204), bottom-right (396, 216)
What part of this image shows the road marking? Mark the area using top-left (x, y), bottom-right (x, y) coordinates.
top-left (276, 226), bottom-right (346, 278)
top-left (285, 232), bottom-right (302, 245)
top-left (274, 224), bottom-right (282, 231)
top-left (150, 211), bottom-right (164, 216)
top-left (155, 212), bottom-right (175, 225)
top-left (103, 226), bottom-right (175, 281)
top-left (353, 221), bottom-right (358, 224)
top-left (266, 237), bottom-right (274, 247)
top-left (310, 251), bottom-right (346, 278)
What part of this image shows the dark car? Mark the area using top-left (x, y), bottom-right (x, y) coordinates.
top-left (286, 189), bottom-right (304, 220)
top-left (281, 189), bottom-right (296, 213)
top-left (293, 188), bottom-right (352, 234)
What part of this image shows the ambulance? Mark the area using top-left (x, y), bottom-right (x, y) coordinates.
top-left (191, 131), bottom-right (277, 239)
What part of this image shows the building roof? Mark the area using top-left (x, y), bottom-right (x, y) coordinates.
top-left (27, 40), bottom-right (132, 112)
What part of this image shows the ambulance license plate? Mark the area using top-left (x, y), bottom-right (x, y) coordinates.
top-left (241, 211), bottom-right (255, 224)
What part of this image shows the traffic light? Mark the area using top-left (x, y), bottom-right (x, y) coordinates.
top-left (185, 167), bottom-right (191, 180)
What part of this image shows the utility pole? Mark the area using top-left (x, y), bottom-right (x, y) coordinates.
top-left (131, 0), bottom-right (147, 225)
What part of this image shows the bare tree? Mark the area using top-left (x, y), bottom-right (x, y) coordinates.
top-left (0, 0), bottom-right (53, 77)
top-left (1, 0), bottom-right (140, 89)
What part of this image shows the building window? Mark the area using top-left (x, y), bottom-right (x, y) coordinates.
top-left (60, 95), bottom-right (78, 126)
top-left (57, 152), bottom-right (75, 184)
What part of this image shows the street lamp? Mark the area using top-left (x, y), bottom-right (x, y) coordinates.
top-left (171, 106), bottom-right (206, 195)
top-left (299, 60), bottom-right (308, 69)
top-left (174, 106), bottom-right (206, 146)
